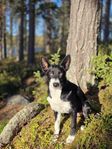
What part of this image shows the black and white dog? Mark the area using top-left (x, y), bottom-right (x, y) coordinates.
top-left (41, 55), bottom-right (90, 144)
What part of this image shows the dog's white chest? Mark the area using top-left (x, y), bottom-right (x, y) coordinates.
top-left (47, 87), bottom-right (71, 113)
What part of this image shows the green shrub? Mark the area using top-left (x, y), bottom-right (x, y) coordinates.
top-left (0, 71), bottom-right (21, 98)
top-left (32, 71), bottom-right (48, 105)
top-left (99, 86), bottom-right (112, 114)
top-left (91, 54), bottom-right (112, 87)
top-left (72, 113), bottom-right (112, 149)
top-left (49, 48), bottom-right (61, 65)
top-left (0, 58), bottom-right (39, 99)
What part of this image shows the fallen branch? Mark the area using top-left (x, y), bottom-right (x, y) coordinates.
top-left (0, 102), bottom-right (44, 146)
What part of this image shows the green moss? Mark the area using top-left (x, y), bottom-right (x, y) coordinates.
top-left (6, 107), bottom-right (73, 149)
top-left (0, 120), bottom-right (8, 133)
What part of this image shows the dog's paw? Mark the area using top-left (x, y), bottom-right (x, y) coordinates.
top-left (66, 135), bottom-right (75, 144)
top-left (80, 125), bottom-right (85, 131)
top-left (52, 134), bottom-right (59, 142)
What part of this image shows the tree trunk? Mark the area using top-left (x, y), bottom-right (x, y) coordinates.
top-left (3, 12), bottom-right (7, 58)
top-left (60, 0), bottom-right (70, 51)
top-left (0, 2), bottom-right (3, 60)
top-left (99, 0), bottom-right (103, 41)
top-left (28, 0), bottom-right (35, 64)
top-left (44, 17), bottom-right (52, 53)
top-left (103, 0), bottom-right (111, 43)
top-left (44, 0), bottom-right (52, 54)
top-left (24, 15), bottom-right (28, 54)
top-left (9, 13), bottom-right (13, 57)
top-left (0, 103), bottom-right (44, 146)
top-left (66, 0), bottom-right (101, 92)
top-left (19, 4), bottom-right (24, 61)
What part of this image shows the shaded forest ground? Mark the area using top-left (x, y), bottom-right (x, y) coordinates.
top-left (0, 55), bottom-right (41, 133)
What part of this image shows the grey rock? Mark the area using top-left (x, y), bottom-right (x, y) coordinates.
top-left (6, 95), bottom-right (30, 105)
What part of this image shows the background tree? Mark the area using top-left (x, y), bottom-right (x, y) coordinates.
top-left (39, 0), bottom-right (58, 53)
top-left (19, 0), bottom-right (25, 61)
top-left (0, 1), bottom-right (3, 60)
top-left (59, 0), bottom-right (70, 51)
top-left (103, 0), bottom-right (111, 42)
top-left (9, 0), bottom-right (14, 57)
top-left (66, 0), bottom-right (101, 92)
top-left (28, 0), bottom-right (35, 64)
top-left (3, 1), bottom-right (7, 59)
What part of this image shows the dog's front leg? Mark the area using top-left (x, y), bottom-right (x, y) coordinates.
top-left (66, 110), bottom-right (77, 144)
top-left (53, 111), bottom-right (61, 141)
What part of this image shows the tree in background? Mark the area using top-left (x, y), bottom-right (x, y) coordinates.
top-left (28, 0), bottom-right (35, 64)
top-left (1, 0), bottom-right (112, 62)
top-left (67, 0), bottom-right (101, 92)
top-left (59, 0), bottom-right (70, 51)
top-left (3, 6), bottom-right (7, 58)
top-left (39, 0), bottom-right (57, 53)
top-left (103, 0), bottom-right (111, 42)
top-left (8, 0), bottom-right (14, 57)
top-left (19, 0), bottom-right (25, 61)
top-left (0, 1), bottom-right (3, 60)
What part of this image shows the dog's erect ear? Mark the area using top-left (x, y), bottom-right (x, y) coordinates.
top-left (41, 57), bottom-right (50, 72)
top-left (60, 55), bottom-right (71, 71)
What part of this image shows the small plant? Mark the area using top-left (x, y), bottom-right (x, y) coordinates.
top-left (91, 54), bottom-right (112, 87)
top-left (32, 71), bottom-right (48, 105)
top-left (49, 48), bottom-right (61, 65)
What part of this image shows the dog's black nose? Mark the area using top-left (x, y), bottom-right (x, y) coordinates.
top-left (53, 82), bottom-right (59, 87)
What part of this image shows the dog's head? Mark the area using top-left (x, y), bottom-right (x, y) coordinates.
top-left (41, 55), bottom-right (71, 88)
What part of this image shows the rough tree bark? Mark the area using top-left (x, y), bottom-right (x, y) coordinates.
top-left (66, 0), bottom-right (101, 92)
top-left (0, 103), bottom-right (44, 146)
